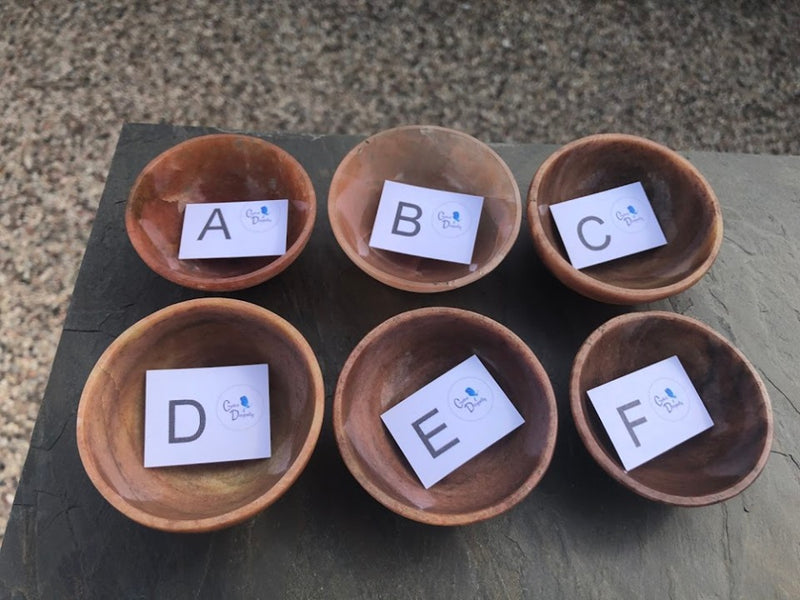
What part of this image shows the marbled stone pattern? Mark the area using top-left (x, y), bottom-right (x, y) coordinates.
top-left (1, 0), bottom-right (798, 541)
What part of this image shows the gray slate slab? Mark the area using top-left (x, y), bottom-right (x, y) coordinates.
top-left (0, 123), bottom-right (797, 599)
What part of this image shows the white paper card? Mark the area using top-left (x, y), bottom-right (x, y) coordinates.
top-left (178, 199), bottom-right (288, 259)
top-left (368, 181), bottom-right (484, 265)
top-left (549, 182), bottom-right (667, 269)
top-left (381, 355), bottom-right (524, 488)
top-left (586, 355), bottom-right (713, 471)
top-left (144, 364), bottom-right (271, 468)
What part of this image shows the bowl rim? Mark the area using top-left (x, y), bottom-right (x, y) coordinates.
top-left (327, 125), bottom-right (522, 293)
top-left (333, 306), bottom-right (558, 525)
top-left (124, 133), bottom-right (317, 292)
top-left (76, 297), bottom-right (325, 532)
top-left (527, 133), bottom-right (724, 304)
top-left (569, 310), bottom-right (774, 506)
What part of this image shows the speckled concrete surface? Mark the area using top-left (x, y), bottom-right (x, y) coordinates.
top-left (1, 1), bottom-right (798, 541)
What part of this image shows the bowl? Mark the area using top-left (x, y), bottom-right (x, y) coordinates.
top-left (328, 125), bottom-right (521, 292)
top-left (333, 307), bottom-right (557, 525)
top-left (76, 298), bottom-right (325, 532)
top-left (570, 311), bottom-right (773, 506)
top-left (528, 133), bottom-right (723, 304)
top-left (125, 134), bottom-right (316, 291)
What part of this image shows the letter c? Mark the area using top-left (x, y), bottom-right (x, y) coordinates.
top-left (577, 215), bottom-right (611, 251)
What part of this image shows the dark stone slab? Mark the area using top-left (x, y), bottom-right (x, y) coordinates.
top-left (1, 123), bottom-right (798, 599)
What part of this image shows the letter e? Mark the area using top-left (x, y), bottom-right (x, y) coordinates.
top-left (411, 408), bottom-right (459, 458)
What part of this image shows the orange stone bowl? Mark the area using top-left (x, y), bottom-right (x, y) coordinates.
top-left (328, 126), bottom-right (521, 293)
top-left (76, 298), bottom-right (325, 532)
top-left (570, 311), bottom-right (772, 506)
top-left (528, 134), bottom-right (723, 304)
top-left (334, 307), bottom-right (557, 525)
top-left (126, 134), bottom-right (316, 291)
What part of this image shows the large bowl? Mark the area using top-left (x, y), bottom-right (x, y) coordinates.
top-left (334, 307), bottom-right (557, 525)
top-left (328, 126), bottom-right (521, 292)
top-left (126, 134), bottom-right (316, 291)
top-left (570, 311), bottom-right (772, 506)
top-left (528, 134), bottom-right (723, 304)
top-left (76, 298), bottom-right (325, 532)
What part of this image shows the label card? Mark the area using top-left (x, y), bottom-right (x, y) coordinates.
top-left (144, 364), bottom-right (271, 468)
top-left (381, 355), bottom-right (524, 489)
top-left (178, 199), bottom-right (288, 259)
top-left (549, 182), bottom-right (667, 269)
top-left (586, 355), bottom-right (713, 471)
top-left (368, 181), bottom-right (484, 265)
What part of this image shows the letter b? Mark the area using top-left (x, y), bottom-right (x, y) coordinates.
top-left (391, 202), bottom-right (422, 237)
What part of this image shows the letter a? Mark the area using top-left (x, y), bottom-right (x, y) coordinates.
top-left (197, 208), bottom-right (231, 240)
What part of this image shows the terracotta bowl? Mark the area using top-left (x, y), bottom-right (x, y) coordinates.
top-left (328, 126), bottom-right (521, 292)
top-left (528, 134), bottom-right (723, 304)
top-left (570, 311), bottom-right (772, 506)
top-left (76, 298), bottom-right (325, 532)
top-left (334, 307), bottom-right (557, 525)
top-left (125, 134), bottom-right (316, 291)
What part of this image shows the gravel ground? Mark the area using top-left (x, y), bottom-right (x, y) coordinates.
top-left (1, 0), bottom-right (798, 541)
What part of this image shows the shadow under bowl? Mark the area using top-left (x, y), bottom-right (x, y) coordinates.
top-left (328, 125), bottom-right (521, 293)
top-left (76, 298), bottom-right (325, 532)
top-left (125, 134), bottom-right (316, 291)
top-left (528, 133), bottom-right (723, 304)
top-left (334, 307), bottom-right (558, 525)
top-left (570, 311), bottom-right (772, 506)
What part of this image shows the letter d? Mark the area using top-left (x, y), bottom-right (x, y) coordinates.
top-left (168, 399), bottom-right (206, 443)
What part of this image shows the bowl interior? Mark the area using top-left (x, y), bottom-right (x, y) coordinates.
top-left (573, 313), bottom-right (771, 502)
top-left (336, 309), bottom-right (556, 521)
top-left (534, 136), bottom-right (719, 291)
top-left (329, 126), bottom-right (520, 290)
top-left (79, 301), bottom-right (321, 527)
top-left (126, 134), bottom-right (315, 287)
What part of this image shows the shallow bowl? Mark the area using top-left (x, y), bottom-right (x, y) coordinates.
top-left (570, 311), bottom-right (772, 506)
top-left (528, 134), bottom-right (723, 304)
top-left (328, 126), bottom-right (521, 292)
top-left (77, 298), bottom-right (325, 532)
top-left (126, 134), bottom-right (316, 291)
top-left (334, 307), bottom-right (557, 525)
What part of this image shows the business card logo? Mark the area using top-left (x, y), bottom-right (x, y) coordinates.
top-left (217, 384), bottom-right (266, 430)
top-left (648, 378), bottom-right (690, 422)
top-left (611, 196), bottom-right (647, 233)
top-left (241, 203), bottom-right (278, 233)
top-left (448, 377), bottom-right (494, 421)
top-left (433, 201), bottom-right (471, 238)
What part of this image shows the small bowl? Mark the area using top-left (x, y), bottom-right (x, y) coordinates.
top-left (76, 298), bottom-right (325, 532)
top-left (334, 307), bottom-right (557, 525)
top-left (528, 134), bottom-right (723, 304)
top-left (125, 134), bottom-right (316, 291)
top-left (570, 311), bottom-right (772, 506)
top-left (328, 126), bottom-right (521, 293)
